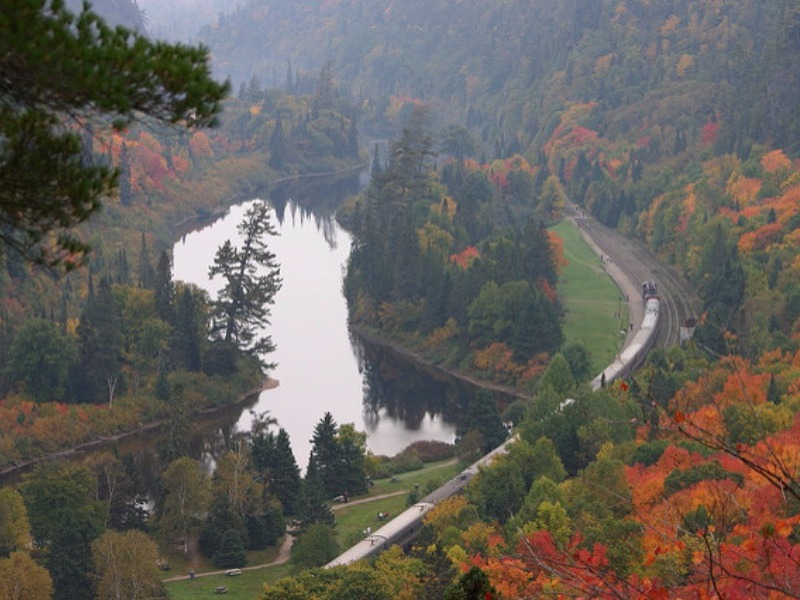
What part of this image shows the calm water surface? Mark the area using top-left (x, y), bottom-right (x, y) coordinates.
top-left (172, 188), bottom-right (458, 466)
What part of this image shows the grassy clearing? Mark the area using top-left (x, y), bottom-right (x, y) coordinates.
top-left (551, 221), bottom-right (629, 374)
top-left (367, 458), bottom-right (461, 497)
top-left (335, 494), bottom-right (410, 547)
top-left (165, 563), bottom-right (293, 600)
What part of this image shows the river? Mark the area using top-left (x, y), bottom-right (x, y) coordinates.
top-left (172, 181), bottom-right (461, 468)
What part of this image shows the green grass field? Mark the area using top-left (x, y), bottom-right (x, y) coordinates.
top-left (551, 220), bottom-right (629, 375)
top-left (165, 459), bottom-right (462, 599)
top-left (165, 563), bottom-right (292, 599)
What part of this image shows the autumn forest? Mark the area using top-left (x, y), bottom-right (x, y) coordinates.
top-left (4, 0), bottom-right (800, 598)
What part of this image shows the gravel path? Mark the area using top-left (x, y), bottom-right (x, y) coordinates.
top-left (163, 487), bottom-right (417, 582)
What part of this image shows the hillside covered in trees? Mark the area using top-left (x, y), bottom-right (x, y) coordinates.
top-left (191, 1), bottom-right (800, 597)
top-left (202, 0), bottom-right (800, 362)
top-left (5, 0), bottom-right (800, 597)
top-left (202, 0), bottom-right (800, 155)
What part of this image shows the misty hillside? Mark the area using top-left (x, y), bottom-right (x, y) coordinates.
top-left (200, 0), bottom-right (800, 159)
top-left (134, 0), bottom-right (246, 41)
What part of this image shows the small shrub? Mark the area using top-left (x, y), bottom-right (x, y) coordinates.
top-left (387, 450), bottom-right (424, 475)
top-left (401, 440), bottom-right (456, 463)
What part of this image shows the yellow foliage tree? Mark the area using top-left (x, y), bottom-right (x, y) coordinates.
top-left (0, 552), bottom-right (53, 600)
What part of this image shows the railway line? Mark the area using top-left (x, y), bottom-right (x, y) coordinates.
top-left (571, 207), bottom-right (699, 348)
top-left (325, 207), bottom-right (700, 569)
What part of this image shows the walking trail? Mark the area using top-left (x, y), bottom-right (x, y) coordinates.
top-left (162, 489), bottom-right (410, 582)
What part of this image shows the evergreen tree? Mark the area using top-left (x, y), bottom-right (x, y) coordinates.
top-left (245, 75), bottom-right (261, 103)
top-left (456, 170), bottom-right (491, 242)
top-left (138, 232), bottom-right (154, 289)
top-left (562, 341), bottom-right (593, 382)
top-left (209, 201), bottom-right (282, 367)
top-left (538, 353), bottom-right (576, 395)
top-left (172, 286), bottom-right (204, 371)
top-left (154, 250), bottom-right (174, 324)
top-left (337, 424), bottom-right (368, 497)
top-left (252, 428), bottom-right (302, 515)
top-left (382, 104), bottom-right (437, 207)
top-left (0, 1), bottom-right (227, 267)
top-left (268, 116), bottom-right (287, 169)
top-left (392, 212), bottom-right (421, 300)
top-left (246, 499), bottom-right (284, 550)
top-left (371, 142), bottom-right (383, 177)
top-left (522, 219), bottom-right (558, 286)
top-left (445, 566), bottom-right (498, 600)
top-left (20, 464), bottom-right (105, 600)
top-left (312, 59), bottom-right (338, 114)
top-left (212, 530), bottom-right (246, 568)
top-left (309, 412), bottom-right (340, 498)
top-left (76, 276), bottom-right (124, 404)
top-left (161, 395), bottom-right (190, 464)
top-left (768, 373), bottom-right (780, 404)
top-left (459, 391), bottom-right (507, 454)
top-left (48, 511), bottom-right (102, 600)
top-left (296, 455), bottom-right (335, 531)
top-left (114, 248), bottom-right (130, 284)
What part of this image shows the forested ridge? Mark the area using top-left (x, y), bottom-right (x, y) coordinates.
top-left (203, 0), bottom-right (800, 153)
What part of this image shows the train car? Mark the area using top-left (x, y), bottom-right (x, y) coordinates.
top-left (590, 288), bottom-right (660, 391)
top-left (325, 501), bottom-right (436, 568)
top-left (324, 435), bottom-right (520, 569)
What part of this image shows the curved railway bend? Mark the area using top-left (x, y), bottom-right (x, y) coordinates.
top-left (568, 202), bottom-right (700, 349)
top-left (323, 207), bottom-right (701, 569)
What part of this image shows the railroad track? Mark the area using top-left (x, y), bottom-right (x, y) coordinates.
top-left (573, 209), bottom-right (699, 348)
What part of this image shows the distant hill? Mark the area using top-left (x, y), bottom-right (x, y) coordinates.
top-left (199, 0), bottom-right (800, 159)
top-left (134, 0), bottom-right (246, 42)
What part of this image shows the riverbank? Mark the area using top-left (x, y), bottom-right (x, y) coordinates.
top-left (171, 160), bottom-right (367, 238)
top-left (0, 377), bottom-right (278, 482)
top-left (352, 324), bottom-right (533, 403)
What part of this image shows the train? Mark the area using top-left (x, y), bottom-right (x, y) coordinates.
top-left (589, 281), bottom-right (661, 391)
top-left (324, 435), bottom-right (517, 568)
top-left (325, 282), bottom-right (661, 569)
